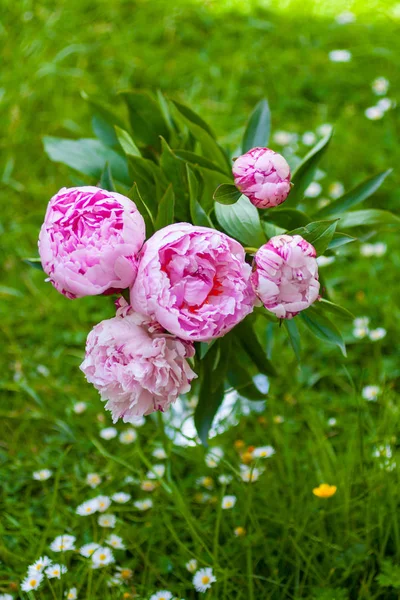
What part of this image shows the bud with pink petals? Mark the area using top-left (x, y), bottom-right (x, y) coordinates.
top-left (38, 186), bottom-right (146, 299)
top-left (80, 302), bottom-right (197, 422)
top-left (130, 223), bottom-right (255, 342)
top-left (232, 147), bottom-right (291, 208)
top-left (250, 235), bottom-right (320, 319)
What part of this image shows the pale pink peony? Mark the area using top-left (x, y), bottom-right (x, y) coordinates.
top-left (38, 186), bottom-right (146, 299)
top-left (251, 234), bottom-right (320, 319)
top-left (130, 223), bottom-right (255, 342)
top-left (80, 301), bottom-right (197, 422)
top-left (232, 147), bottom-right (291, 208)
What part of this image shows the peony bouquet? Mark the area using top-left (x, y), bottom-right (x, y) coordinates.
top-left (31, 92), bottom-right (396, 442)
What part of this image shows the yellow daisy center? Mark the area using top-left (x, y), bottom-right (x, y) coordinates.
top-left (99, 553), bottom-right (106, 560)
top-left (30, 579), bottom-right (37, 586)
top-left (202, 576), bottom-right (210, 584)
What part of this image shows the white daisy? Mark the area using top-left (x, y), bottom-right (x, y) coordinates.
top-left (45, 564), bottom-right (68, 579)
top-left (372, 77), bottom-right (389, 96)
top-left (273, 415), bottom-right (284, 424)
top-left (335, 11), bottom-right (356, 24)
top-left (304, 182), bottom-right (322, 198)
top-left (240, 465), bottom-right (263, 483)
top-left (196, 476), bottom-right (214, 490)
top-left (317, 124), bottom-right (332, 137)
top-left (111, 492), bottom-right (131, 504)
top-left (377, 98), bottom-right (392, 112)
top-left (302, 131), bottom-right (316, 146)
top-left (0, 594), bottom-right (14, 600)
top-left (49, 534), bottom-right (76, 552)
top-left (76, 498), bottom-right (100, 516)
top-left (373, 242), bottom-right (387, 256)
top-left (222, 495), bottom-right (237, 509)
top-left (193, 567), bottom-right (216, 593)
top-left (329, 49), bottom-right (352, 63)
top-left (253, 445), bottom-right (275, 458)
top-left (73, 401), bottom-right (87, 414)
top-left (33, 469), bottom-right (52, 481)
top-left (105, 534), bottom-right (125, 550)
top-left (86, 473), bottom-right (102, 488)
top-left (353, 317), bottom-right (369, 329)
top-left (27, 556), bottom-right (52, 574)
top-left (150, 591), bottom-right (173, 600)
top-left (79, 542), bottom-right (100, 557)
top-left (328, 182), bottom-right (344, 199)
top-left (205, 447), bottom-right (224, 468)
top-left (94, 495), bottom-right (112, 512)
top-left (362, 385), bottom-right (381, 401)
top-left (373, 445), bottom-right (393, 459)
top-left (37, 364), bottom-right (50, 377)
top-left (152, 447), bottom-right (167, 459)
top-left (131, 416), bottom-right (146, 427)
top-left (98, 514), bottom-right (116, 528)
top-left (369, 328), bottom-right (387, 341)
top-left (328, 418), bottom-right (337, 427)
top-left (21, 572), bottom-right (44, 591)
top-left (360, 243), bottom-right (375, 257)
top-left (316, 256), bottom-right (335, 267)
top-left (65, 588), bottom-right (78, 599)
top-left (273, 130), bottom-right (297, 146)
top-left (140, 480), bottom-right (158, 492)
top-left (186, 558), bottom-right (198, 573)
top-left (91, 546), bottom-right (115, 568)
top-left (218, 474), bottom-right (233, 485)
top-left (365, 106), bottom-right (384, 120)
top-left (147, 464), bottom-right (165, 479)
top-left (134, 498), bottom-right (153, 511)
top-left (119, 428), bottom-right (137, 444)
top-left (100, 427), bottom-right (118, 440)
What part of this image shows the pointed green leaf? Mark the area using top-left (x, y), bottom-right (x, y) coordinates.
top-left (187, 165), bottom-right (213, 228)
top-left (121, 90), bottom-right (169, 150)
top-left (316, 169), bottom-right (393, 218)
top-left (215, 195), bottom-right (267, 246)
top-left (171, 100), bottom-right (216, 138)
top-left (315, 299), bottom-right (354, 320)
top-left (301, 308), bottom-right (346, 356)
top-left (263, 208), bottom-right (311, 230)
top-left (234, 318), bottom-right (277, 376)
top-left (227, 365), bottom-right (267, 400)
top-left (127, 183), bottom-right (154, 236)
top-left (174, 149), bottom-right (228, 176)
top-left (23, 257), bottom-right (43, 271)
top-left (98, 162), bottom-right (116, 192)
top-left (327, 232), bottom-right (356, 249)
top-left (290, 220), bottom-right (338, 254)
top-left (43, 137), bottom-right (130, 186)
top-left (213, 184), bottom-right (241, 205)
top-left (290, 129), bottom-right (333, 205)
top-left (160, 138), bottom-right (191, 221)
top-left (242, 98), bottom-right (271, 152)
top-left (155, 185), bottom-right (175, 230)
top-left (284, 319), bottom-right (301, 362)
top-left (114, 126), bottom-right (141, 157)
top-left (338, 209), bottom-right (400, 229)
top-left (81, 91), bottom-right (124, 148)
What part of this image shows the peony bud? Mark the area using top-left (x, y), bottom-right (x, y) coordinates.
top-left (251, 234), bottom-right (320, 319)
top-left (232, 147), bottom-right (291, 208)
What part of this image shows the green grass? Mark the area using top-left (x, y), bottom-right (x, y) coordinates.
top-left (1, 0), bottom-right (400, 598)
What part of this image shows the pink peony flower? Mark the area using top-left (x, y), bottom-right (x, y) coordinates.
top-left (251, 234), bottom-right (320, 319)
top-left (130, 223), bottom-right (255, 342)
top-left (80, 301), bottom-right (197, 422)
top-left (232, 147), bottom-right (291, 208)
top-left (38, 186), bottom-right (146, 299)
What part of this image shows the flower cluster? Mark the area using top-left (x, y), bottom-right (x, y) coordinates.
top-left (38, 143), bottom-right (320, 423)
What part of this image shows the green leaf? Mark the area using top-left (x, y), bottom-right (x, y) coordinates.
top-left (187, 165), bottom-right (213, 227)
top-left (159, 138), bottom-right (191, 221)
top-left (301, 308), bottom-right (346, 356)
top-left (338, 209), bottom-right (400, 229)
top-left (98, 163), bottom-right (116, 192)
top-left (171, 100), bottom-right (216, 139)
top-left (23, 257), bottom-right (43, 271)
top-left (127, 183), bottom-right (154, 236)
top-left (172, 102), bottom-right (230, 172)
top-left (263, 208), bottom-right (311, 230)
top-left (194, 340), bottom-right (230, 445)
top-left (315, 299), bottom-right (354, 320)
top-left (234, 318), bottom-right (277, 376)
top-left (327, 232), bottom-right (356, 250)
top-left (242, 98), bottom-right (271, 152)
top-left (174, 149), bottom-right (228, 176)
top-left (290, 220), bottom-right (338, 254)
top-left (81, 91), bottom-right (124, 147)
top-left (315, 169), bottom-right (393, 218)
top-left (114, 126), bottom-right (141, 157)
top-left (290, 130), bottom-right (333, 204)
top-left (213, 183), bottom-right (241, 205)
top-left (283, 319), bottom-right (301, 361)
top-left (155, 185), bottom-right (175, 230)
top-left (128, 155), bottom-right (168, 214)
top-left (215, 195), bottom-right (267, 247)
top-left (227, 365), bottom-right (267, 400)
top-left (43, 137), bottom-right (130, 186)
top-left (157, 90), bottom-right (175, 133)
top-left (196, 340), bottom-right (217, 360)
top-left (121, 90), bottom-right (169, 150)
